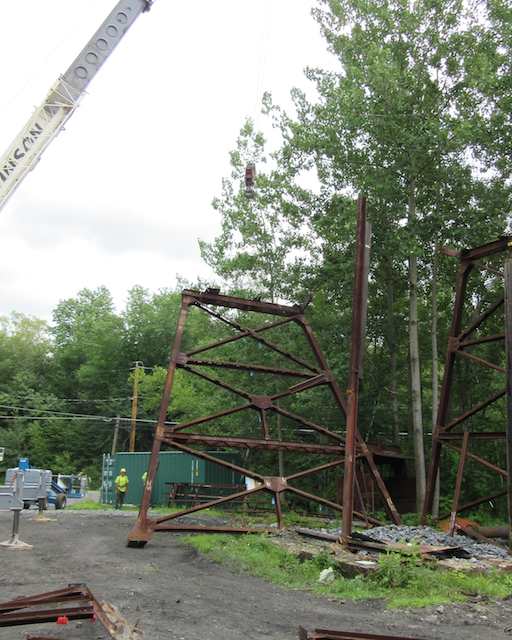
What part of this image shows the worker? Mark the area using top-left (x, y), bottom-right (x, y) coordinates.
top-left (114, 468), bottom-right (129, 509)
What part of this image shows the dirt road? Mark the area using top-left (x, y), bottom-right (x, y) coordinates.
top-left (0, 510), bottom-right (511, 639)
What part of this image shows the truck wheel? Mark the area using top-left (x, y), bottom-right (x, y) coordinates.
top-left (55, 494), bottom-right (67, 510)
top-left (23, 501), bottom-right (31, 510)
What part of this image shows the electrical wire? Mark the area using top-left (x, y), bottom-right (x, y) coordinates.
top-left (0, 415), bottom-right (158, 431)
top-left (0, 404), bottom-right (176, 426)
top-left (0, 394), bottom-right (137, 403)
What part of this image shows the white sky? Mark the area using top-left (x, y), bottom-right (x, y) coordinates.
top-left (0, 1), bottom-right (336, 320)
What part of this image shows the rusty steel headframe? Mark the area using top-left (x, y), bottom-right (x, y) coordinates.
top-left (128, 283), bottom-right (401, 547)
top-left (422, 237), bottom-right (512, 543)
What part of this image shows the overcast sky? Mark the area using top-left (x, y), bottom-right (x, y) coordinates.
top-left (0, 1), bottom-right (336, 320)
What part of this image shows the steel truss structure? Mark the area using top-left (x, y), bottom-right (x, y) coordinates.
top-left (422, 237), bottom-right (512, 540)
top-left (128, 289), bottom-right (401, 546)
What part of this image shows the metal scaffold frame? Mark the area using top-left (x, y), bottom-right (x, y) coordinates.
top-left (128, 281), bottom-right (401, 547)
top-left (422, 237), bottom-right (512, 543)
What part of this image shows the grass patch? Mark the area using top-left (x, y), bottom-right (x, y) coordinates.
top-left (67, 500), bottom-right (119, 510)
top-left (67, 500), bottom-right (227, 518)
top-left (184, 534), bottom-right (512, 609)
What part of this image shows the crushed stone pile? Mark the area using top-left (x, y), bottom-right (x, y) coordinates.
top-left (359, 525), bottom-right (509, 559)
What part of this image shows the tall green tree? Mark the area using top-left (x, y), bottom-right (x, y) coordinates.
top-left (275, 0), bottom-right (507, 509)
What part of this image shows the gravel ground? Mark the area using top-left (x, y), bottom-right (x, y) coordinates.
top-left (0, 509), bottom-right (511, 640)
top-left (319, 524), bottom-right (510, 559)
top-left (360, 525), bottom-right (510, 559)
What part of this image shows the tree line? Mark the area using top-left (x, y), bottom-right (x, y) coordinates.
top-left (0, 0), bottom-right (510, 513)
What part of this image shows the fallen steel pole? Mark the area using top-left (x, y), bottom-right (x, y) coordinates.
top-left (298, 626), bottom-right (426, 640)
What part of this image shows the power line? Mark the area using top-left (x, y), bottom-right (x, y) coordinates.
top-left (0, 404), bottom-right (176, 426)
top-left (0, 415), bottom-right (153, 432)
top-left (0, 392), bottom-right (139, 403)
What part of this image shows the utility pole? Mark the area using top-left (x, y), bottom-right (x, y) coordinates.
top-left (129, 362), bottom-right (143, 453)
top-left (111, 415), bottom-right (120, 456)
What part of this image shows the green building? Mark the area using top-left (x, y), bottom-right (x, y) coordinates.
top-left (101, 451), bottom-right (243, 507)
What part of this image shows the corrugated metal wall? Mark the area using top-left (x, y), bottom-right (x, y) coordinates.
top-left (105, 451), bottom-right (243, 506)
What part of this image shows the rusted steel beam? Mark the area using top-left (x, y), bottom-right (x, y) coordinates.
top-left (455, 348), bottom-right (505, 374)
top-left (459, 333), bottom-right (505, 348)
top-left (182, 365), bottom-right (252, 400)
top-left (449, 431), bottom-right (470, 535)
top-left (423, 261), bottom-right (473, 522)
top-left (0, 605), bottom-right (94, 626)
top-left (163, 432), bottom-right (345, 454)
top-left (271, 374), bottom-right (329, 401)
top-left (169, 403), bottom-right (252, 433)
top-left (259, 408), bottom-right (270, 439)
top-left (286, 458), bottom-right (345, 481)
top-left (298, 626), bottom-right (426, 639)
top-left (460, 236), bottom-right (510, 262)
top-left (505, 246), bottom-right (512, 544)
top-left (298, 319), bottom-right (348, 416)
top-left (161, 438), bottom-right (266, 481)
top-left (128, 301), bottom-right (190, 547)
top-left (0, 586), bottom-right (87, 613)
top-left (443, 388), bottom-right (506, 432)
top-left (445, 441), bottom-right (508, 478)
top-left (154, 524), bottom-right (266, 533)
top-left (286, 485), bottom-right (381, 526)
top-left (358, 438), bottom-right (402, 525)
top-left (272, 405), bottom-right (343, 442)
top-left (438, 431), bottom-right (506, 440)
top-left (154, 486), bottom-right (265, 525)
top-left (275, 491), bottom-right (284, 529)
top-left (184, 357), bottom-right (312, 378)
top-left (342, 195), bottom-right (368, 544)
top-left (183, 288), bottom-right (301, 316)
top-left (188, 308), bottom-right (318, 373)
top-left (458, 296), bottom-right (504, 342)
top-left (438, 489), bottom-right (508, 520)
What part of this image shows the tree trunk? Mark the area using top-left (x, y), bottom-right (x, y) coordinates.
top-left (431, 250), bottom-right (440, 518)
top-left (385, 262), bottom-right (400, 446)
top-left (390, 348), bottom-right (400, 446)
top-left (388, 278), bottom-right (400, 447)
top-left (408, 185), bottom-right (426, 511)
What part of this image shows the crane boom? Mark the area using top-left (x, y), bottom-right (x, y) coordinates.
top-left (0, 0), bottom-right (153, 214)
